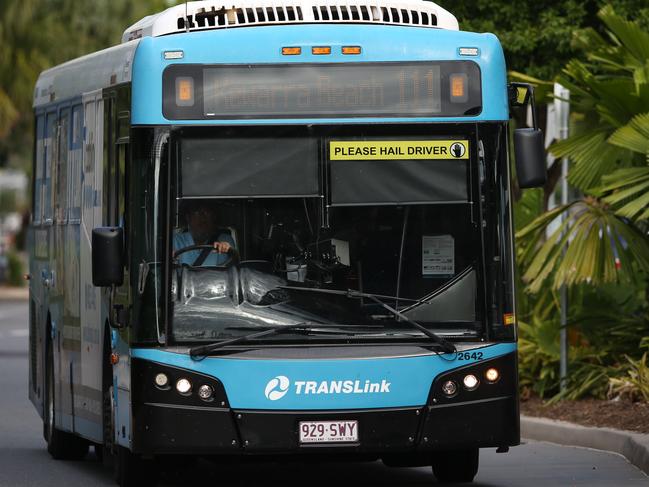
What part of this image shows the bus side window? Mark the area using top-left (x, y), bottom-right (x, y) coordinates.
top-left (33, 115), bottom-right (45, 224)
top-left (103, 97), bottom-right (115, 226)
top-left (117, 142), bottom-right (129, 262)
top-left (104, 95), bottom-right (129, 261)
top-left (54, 108), bottom-right (69, 224)
top-left (69, 105), bottom-right (83, 222)
top-left (43, 113), bottom-right (56, 224)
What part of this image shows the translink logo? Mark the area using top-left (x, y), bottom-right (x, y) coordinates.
top-left (264, 375), bottom-right (391, 401)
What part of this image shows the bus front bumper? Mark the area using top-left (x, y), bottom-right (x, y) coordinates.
top-left (132, 395), bottom-right (519, 457)
top-left (131, 350), bottom-right (519, 457)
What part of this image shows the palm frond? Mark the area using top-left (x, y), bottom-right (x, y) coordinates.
top-left (598, 5), bottom-right (649, 67)
top-left (550, 131), bottom-right (632, 191)
top-left (608, 112), bottom-right (649, 154)
top-left (517, 199), bottom-right (649, 293)
top-left (513, 188), bottom-right (544, 230)
top-left (591, 79), bottom-right (649, 126)
top-left (601, 167), bottom-right (649, 221)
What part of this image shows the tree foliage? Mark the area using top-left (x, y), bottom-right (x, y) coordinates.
top-left (518, 198), bottom-right (649, 292)
top-left (517, 6), bottom-right (649, 293)
top-left (0, 0), bottom-right (172, 168)
top-left (436, 0), bottom-right (649, 80)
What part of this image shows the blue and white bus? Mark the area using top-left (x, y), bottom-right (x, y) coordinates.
top-left (29, 1), bottom-right (545, 485)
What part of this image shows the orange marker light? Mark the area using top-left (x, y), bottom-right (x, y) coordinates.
top-left (175, 77), bottom-right (194, 107)
top-left (342, 46), bottom-right (362, 55)
top-left (177, 79), bottom-right (193, 101)
top-left (312, 46), bottom-right (331, 55)
top-left (110, 352), bottom-right (120, 365)
top-left (282, 47), bottom-right (302, 55)
top-left (449, 73), bottom-right (468, 103)
top-left (450, 74), bottom-right (465, 98)
top-left (504, 313), bottom-right (515, 326)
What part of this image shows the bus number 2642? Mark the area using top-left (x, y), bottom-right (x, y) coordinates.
top-left (457, 351), bottom-right (484, 361)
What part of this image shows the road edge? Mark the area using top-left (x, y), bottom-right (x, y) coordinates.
top-left (0, 287), bottom-right (29, 301)
top-left (521, 415), bottom-right (649, 475)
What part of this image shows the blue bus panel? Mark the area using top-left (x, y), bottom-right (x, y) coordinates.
top-left (132, 24), bottom-right (509, 125)
top-left (132, 342), bottom-right (516, 410)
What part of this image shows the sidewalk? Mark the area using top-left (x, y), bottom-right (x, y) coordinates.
top-left (521, 415), bottom-right (649, 475)
top-left (0, 286), bottom-right (29, 301)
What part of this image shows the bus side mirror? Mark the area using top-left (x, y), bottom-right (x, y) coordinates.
top-left (514, 128), bottom-right (546, 188)
top-left (509, 82), bottom-right (547, 189)
top-left (92, 227), bottom-right (124, 287)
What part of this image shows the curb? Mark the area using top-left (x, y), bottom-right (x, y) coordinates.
top-left (521, 415), bottom-right (649, 476)
top-left (0, 287), bottom-right (29, 301)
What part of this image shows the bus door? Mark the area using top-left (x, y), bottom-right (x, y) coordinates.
top-left (78, 91), bottom-right (104, 440)
top-left (40, 109), bottom-right (74, 427)
top-left (51, 105), bottom-right (75, 431)
top-left (66, 104), bottom-right (83, 433)
top-left (105, 91), bottom-right (132, 449)
top-left (29, 112), bottom-right (47, 414)
top-left (39, 111), bottom-right (57, 323)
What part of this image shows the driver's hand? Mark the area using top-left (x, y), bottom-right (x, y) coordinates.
top-left (212, 241), bottom-right (231, 254)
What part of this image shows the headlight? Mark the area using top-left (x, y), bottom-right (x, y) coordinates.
top-left (198, 384), bottom-right (213, 401)
top-left (441, 380), bottom-right (458, 396)
top-left (154, 373), bottom-right (169, 388)
top-left (176, 378), bottom-right (192, 395)
top-left (463, 374), bottom-right (479, 391)
top-left (485, 368), bottom-right (500, 383)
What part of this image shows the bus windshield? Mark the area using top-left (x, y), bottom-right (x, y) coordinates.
top-left (169, 126), bottom-right (484, 343)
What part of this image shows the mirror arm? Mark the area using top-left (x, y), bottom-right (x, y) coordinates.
top-left (508, 82), bottom-right (538, 129)
top-left (528, 84), bottom-right (538, 130)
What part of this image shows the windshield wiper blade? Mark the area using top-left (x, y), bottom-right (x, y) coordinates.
top-left (279, 286), bottom-right (457, 354)
top-left (189, 322), bottom-right (380, 358)
top-left (224, 324), bottom-right (384, 332)
top-left (190, 322), bottom-right (312, 358)
top-left (356, 292), bottom-right (457, 354)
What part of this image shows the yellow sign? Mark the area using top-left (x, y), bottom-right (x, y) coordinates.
top-left (329, 140), bottom-right (469, 160)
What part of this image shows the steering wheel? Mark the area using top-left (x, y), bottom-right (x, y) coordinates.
top-left (173, 245), bottom-right (236, 268)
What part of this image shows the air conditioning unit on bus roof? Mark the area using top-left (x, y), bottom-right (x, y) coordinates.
top-left (122, 0), bottom-right (458, 42)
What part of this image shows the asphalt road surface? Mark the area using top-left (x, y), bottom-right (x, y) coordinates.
top-left (1, 300), bottom-right (648, 487)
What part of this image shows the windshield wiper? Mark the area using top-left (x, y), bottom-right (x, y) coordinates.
top-left (279, 286), bottom-right (457, 354)
top-left (188, 322), bottom-right (380, 358)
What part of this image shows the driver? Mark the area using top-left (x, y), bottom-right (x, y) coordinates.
top-left (174, 201), bottom-right (235, 266)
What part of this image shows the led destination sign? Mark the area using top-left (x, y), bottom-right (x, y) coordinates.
top-left (163, 62), bottom-right (481, 119)
top-left (203, 64), bottom-right (442, 117)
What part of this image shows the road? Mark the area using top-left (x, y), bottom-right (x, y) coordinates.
top-left (1, 299), bottom-right (648, 487)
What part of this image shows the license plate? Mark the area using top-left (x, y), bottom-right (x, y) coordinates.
top-left (299, 420), bottom-right (359, 444)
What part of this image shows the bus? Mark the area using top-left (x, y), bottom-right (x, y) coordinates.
top-left (29, 1), bottom-right (546, 485)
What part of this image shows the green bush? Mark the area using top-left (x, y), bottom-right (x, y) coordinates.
top-left (518, 318), bottom-right (611, 403)
top-left (608, 354), bottom-right (649, 402)
top-left (517, 282), bottom-right (649, 402)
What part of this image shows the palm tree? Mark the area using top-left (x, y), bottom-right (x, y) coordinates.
top-left (517, 6), bottom-right (649, 293)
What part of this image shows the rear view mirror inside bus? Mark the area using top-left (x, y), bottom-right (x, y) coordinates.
top-left (514, 128), bottom-right (546, 188)
top-left (92, 227), bottom-right (124, 287)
